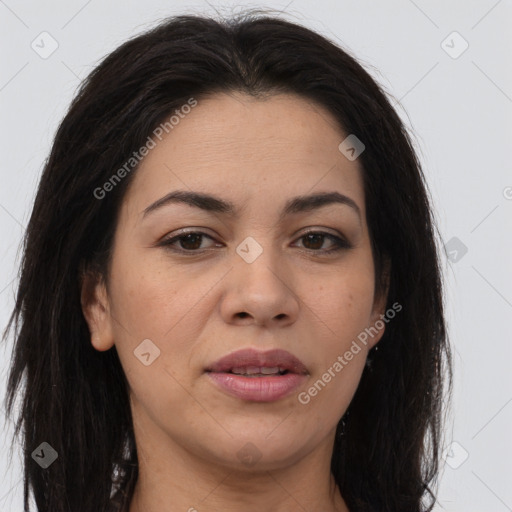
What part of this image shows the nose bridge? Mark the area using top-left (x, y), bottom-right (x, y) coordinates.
top-left (235, 227), bottom-right (285, 272)
top-left (220, 232), bottom-right (299, 326)
top-left (234, 233), bottom-right (287, 290)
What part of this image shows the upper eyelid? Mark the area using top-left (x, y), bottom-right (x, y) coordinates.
top-left (162, 226), bottom-right (345, 240)
top-left (160, 228), bottom-right (348, 248)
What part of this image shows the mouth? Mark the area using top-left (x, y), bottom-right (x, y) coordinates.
top-left (205, 348), bottom-right (308, 374)
top-left (224, 366), bottom-right (291, 377)
top-left (204, 348), bottom-right (308, 402)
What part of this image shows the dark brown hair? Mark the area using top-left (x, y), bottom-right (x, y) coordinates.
top-left (3, 10), bottom-right (452, 512)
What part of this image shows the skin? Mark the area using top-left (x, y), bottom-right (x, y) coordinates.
top-left (82, 92), bottom-right (388, 512)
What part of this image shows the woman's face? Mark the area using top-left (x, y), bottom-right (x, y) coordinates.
top-left (84, 92), bottom-right (387, 471)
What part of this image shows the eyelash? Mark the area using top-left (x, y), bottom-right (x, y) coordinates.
top-left (158, 230), bottom-right (351, 255)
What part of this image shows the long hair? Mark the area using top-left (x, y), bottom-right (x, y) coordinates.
top-left (3, 10), bottom-right (452, 512)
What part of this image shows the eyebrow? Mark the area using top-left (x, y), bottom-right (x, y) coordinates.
top-left (142, 189), bottom-right (361, 222)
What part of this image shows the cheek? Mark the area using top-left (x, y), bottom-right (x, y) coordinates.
top-left (108, 244), bottom-right (198, 339)
top-left (309, 258), bottom-right (376, 343)
top-left (296, 295), bottom-right (372, 432)
top-left (107, 247), bottom-right (224, 401)
top-left (297, 256), bottom-right (375, 411)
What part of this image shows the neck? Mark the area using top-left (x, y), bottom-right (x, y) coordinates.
top-left (127, 407), bottom-right (349, 512)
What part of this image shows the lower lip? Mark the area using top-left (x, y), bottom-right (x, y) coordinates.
top-left (206, 372), bottom-right (307, 402)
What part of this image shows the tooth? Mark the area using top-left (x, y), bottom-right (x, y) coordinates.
top-left (230, 366), bottom-right (282, 375)
top-left (260, 367), bottom-right (280, 374)
top-left (245, 366), bottom-right (262, 375)
top-left (231, 367), bottom-right (258, 374)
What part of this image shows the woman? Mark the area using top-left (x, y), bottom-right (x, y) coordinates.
top-left (3, 10), bottom-right (452, 512)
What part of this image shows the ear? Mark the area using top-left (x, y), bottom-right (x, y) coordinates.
top-left (80, 265), bottom-right (115, 352)
top-left (367, 257), bottom-right (391, 350)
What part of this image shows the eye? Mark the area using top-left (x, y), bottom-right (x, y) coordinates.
top-left (293, 231), bottom-right (351, 254)
top-left (159, 231), bottom-right (219, 252)
top-left (158, 229), bottom-right (351, 255)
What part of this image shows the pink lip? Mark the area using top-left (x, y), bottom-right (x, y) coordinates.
top-left (206, 348), bottom-right (308, 374)
top-left (207, 372), bottom-right (307, 402)
top-left (205, 348), bottom-right (309, 402)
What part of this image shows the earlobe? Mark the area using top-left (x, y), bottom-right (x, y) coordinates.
top-left (80, 268), bottom-right (115, 352)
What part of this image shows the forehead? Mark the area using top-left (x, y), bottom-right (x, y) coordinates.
top-left (122, 92), bottom-right (365, 220)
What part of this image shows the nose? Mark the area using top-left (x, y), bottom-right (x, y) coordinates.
top-left (219, 242), bottom-right (300, 329)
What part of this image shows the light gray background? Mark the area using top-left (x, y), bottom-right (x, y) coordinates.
top-left (1, 1), bottom-right (511, 511)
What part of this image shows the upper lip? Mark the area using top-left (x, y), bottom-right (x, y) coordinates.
top-left (205, 348), bottom-right (308, 374)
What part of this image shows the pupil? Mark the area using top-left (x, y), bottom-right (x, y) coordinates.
top-left (180, 234), bottom-right (202, 250)
top-left (304, 234), bottom-right (323, 250)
